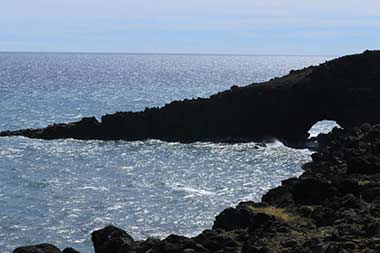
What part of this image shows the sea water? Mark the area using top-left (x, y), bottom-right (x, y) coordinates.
top-left (0, 53), bottom-right (334, 252)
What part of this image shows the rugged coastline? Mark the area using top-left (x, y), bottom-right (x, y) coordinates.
top-left (8, 50), bottom-right (380, 252)
top-left (2, 50), bottom-right (380, 148)
top-left (14, 123), bottom-right (380, 252)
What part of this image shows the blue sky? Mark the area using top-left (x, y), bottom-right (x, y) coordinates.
top-left (1, 0), bottom-right (379, 55)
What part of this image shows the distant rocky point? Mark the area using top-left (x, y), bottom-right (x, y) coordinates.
top-left (2, 50), bottom-right (380, 148)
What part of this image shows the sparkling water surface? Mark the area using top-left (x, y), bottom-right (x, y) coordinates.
top-left (0, 53), bottom-right (333, 252)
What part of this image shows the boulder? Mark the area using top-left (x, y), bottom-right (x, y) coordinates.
top-left (212, 202), bottom-right (258, 231)
top-left (13, 244), bottom-right (61, 253)
top-left (91, 225), bottom-right (134, 253)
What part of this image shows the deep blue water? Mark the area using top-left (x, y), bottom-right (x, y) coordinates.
top-left (0, 53), bottom-right (334, 252)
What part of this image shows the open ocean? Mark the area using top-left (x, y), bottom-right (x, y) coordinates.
top-left (0, 53), bottom-right (336, 252)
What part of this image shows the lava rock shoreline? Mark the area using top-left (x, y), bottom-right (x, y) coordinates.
top-left (13, 123), bottom-right (380, 252)
top-left (2, 50), bottom-right (380, 148)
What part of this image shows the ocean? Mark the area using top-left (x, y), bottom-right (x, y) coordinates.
top-left (0, 53), bottom-right (335, 252)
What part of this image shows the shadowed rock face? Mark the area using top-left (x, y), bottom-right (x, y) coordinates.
top-left (2, 50), bottom-right (380, 147)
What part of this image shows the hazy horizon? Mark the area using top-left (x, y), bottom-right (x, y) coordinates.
top-left (0, 50), bottom-right (339, 57)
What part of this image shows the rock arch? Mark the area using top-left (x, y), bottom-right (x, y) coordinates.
top-left (2, 50), bottom-right (380, 149)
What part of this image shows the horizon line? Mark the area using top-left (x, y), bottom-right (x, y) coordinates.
top-left (0, 50), bottom-right (338, 57)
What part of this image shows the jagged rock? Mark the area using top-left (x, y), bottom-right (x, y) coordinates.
top-left (212, 202), bottom-right (272, 231)
top-left (262, 186), bottom-right (294, 207)
top-left (213, 203), bottom-right (256, 231)
top-left (91, 225), bottom-right (134, 253)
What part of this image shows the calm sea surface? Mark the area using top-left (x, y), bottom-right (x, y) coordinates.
top-left (0, 53), bottom-right (335, 252)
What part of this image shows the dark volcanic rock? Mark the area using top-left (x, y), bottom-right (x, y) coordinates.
top-left (2, 50), bottom-right (380, 147)
top-left (292, 177), bottom-right (338, 205)
top-left (91, 225), bottom-right (134, 253)
top-left (347, 155), bottom-right (380, 174)
top-left (213, 203), bottom-right (256, 231)
top-left (261, 184), bottom-right (294, 207)
top-left (62, 248), bottom-right (80, 253)
top-left (13, 244), bottom-right (62, 253)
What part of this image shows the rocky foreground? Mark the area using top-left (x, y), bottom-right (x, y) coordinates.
top-left (14, 123), bottom-right (380, 252)
top-left (2, 50), bottom-right (380, 148)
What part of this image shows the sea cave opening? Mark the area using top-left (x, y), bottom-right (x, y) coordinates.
top-left (308, 120), bottom-right (341, 138)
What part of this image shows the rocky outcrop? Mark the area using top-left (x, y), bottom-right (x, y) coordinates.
top-left (13, 244), bottom-right (77, 253)
top-left (2, 50), bottom-right (380, 147)
top-left (91, 225), bottom-right (134, 253)
top-left (13, 122), bottom-right (380, 252)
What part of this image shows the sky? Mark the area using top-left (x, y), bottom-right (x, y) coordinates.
top-left (0, 0), bottom-right (379, 55)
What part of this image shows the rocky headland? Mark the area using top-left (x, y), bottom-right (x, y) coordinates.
top-left (2, 50), bottom-right (380, 148)
top-left (14, 123), bottom-right (380, 252)
top-left (8, 50), bottom-right (380, 252)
